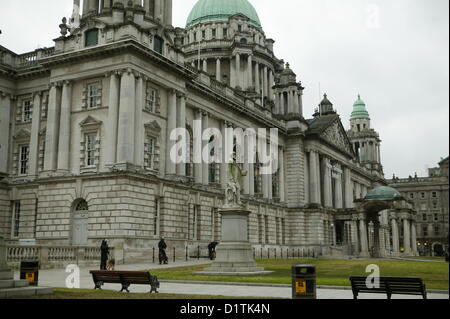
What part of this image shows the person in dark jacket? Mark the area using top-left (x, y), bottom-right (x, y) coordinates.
top-left (100, 239), bottom-right (110, 270)
top-left (208, 242), bottom-right (219, 260)
top-left (158, 238), bottom-right (168, 265)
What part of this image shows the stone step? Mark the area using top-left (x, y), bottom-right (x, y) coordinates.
top-left (0, 286), bottom-right (53, 298)
top-left (0, 270), bottom-right (13, 280)
top-left (0, 279), bottom-right (29, 289)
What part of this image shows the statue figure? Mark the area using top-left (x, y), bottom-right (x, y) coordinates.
top-left (224, 153), bottom-right (247, 207)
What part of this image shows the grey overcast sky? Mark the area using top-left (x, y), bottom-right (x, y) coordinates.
top-left (0, 0), bottom-right (448, 178)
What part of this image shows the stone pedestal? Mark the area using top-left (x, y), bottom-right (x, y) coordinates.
top-left (197, 207), bottom-right (271, 275)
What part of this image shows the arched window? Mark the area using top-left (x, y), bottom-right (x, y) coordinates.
top-left (240, 38), bottom-right (247, 44)
top-left (74, 199), bottom-right (88, 211)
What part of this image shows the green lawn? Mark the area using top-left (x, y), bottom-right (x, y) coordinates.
top-left (12, 288), bottom-right (266, 299)
top-left (149, 258), bottom-right (449, 290)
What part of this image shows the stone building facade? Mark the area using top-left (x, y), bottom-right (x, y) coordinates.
top-left (388, 157), bottom-right (449, 256)
top-left (0, 0), bottom-right (416, 260)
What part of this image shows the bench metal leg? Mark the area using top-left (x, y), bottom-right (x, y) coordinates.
top-left (120, 283), bottom-right (131, 293)
top-left (94, 281), bottom-right (103, 290)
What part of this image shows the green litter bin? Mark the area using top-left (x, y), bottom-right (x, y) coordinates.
top-left (20, 260), bottom-right (39, 286)
top-left (292, 264), bottom-right (316, 299)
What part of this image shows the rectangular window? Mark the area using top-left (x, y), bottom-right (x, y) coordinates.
top-left (423, 226), bottom-right (428, 237)
top-left (237, 25), bottom-right (242, 32)
top-left (12, 201), bottom-right (21, 238)
top-left (23, 100), bottom-right (33, 122)
top-left (409, 193), bottom-right (414, 199)
top-left (144, 136), bottom-right (156, 170)
top-left (85, 134), bottom-right (96, 166)
top-left (432, 192), bottom-right (437, 198)
top-left (87, 83), bottom-right (99, 108)
top-left (223, 28), bottom-right (228, 38)
top-left (85, 29), bottom-right (99, 47)
top-left (434, 225), bottom-right (440, 235)
top-left (422, 214), bottom-right (427, 221)
top-left (145, 88), bottom-right (156, 112)
top-left (19, 145), bottom-right (29, 175)
top-left (153, 35), bottom-right (164, 55)
top-left (212, 29), bottom-right (216, 38)
top-left (432, 202), bottom-right (438, 209)
top-left (421, 192), bottom-right (426, 199)
top-left (202, 30), bottom-right (206, 39)
top-left (434, 214), bottom-right (439, 221)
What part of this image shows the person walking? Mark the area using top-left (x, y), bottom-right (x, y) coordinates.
top-left (158, 237), bottom-right (168, 265)
top-left (100, 239), bottom-right (110, 270)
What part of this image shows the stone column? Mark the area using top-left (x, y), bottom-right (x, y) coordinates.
top-left (29, 92), bottom-right (42, 177)
top-left (343, 167), bottom-right (353, 208)
top-left (220, 120), bottom-right (229, 189)
top-left (0, 93), bottom-right (11, 174)
top-left (335, 172), bottom-right (343, 209)
top-left (254, 62), bottom-right (260, 94)
top-left (248, 130), bottom-right (255, 196)
top-left (176, 92), bottom-right (186, 176)
top-left (403, 218), bottom-right (411, 255)
top-left (154, 0), bottom-right (162, 21)
top-left (351, 219), bottom-right (359, 254)
top-left (359, 218), bottom-right (369, 257)
top-left (202, 111), bottom-right (209, 185)
top-left (263, 66), bottom-right (268, 98)
top-left (194, 109), bottom-right (203, 184)
top-left (279, 147), bottom-right (285, 202)
top-left (202, 59), bottom-right (208, 73)
top-left (247, 54), bottom-right (253, 90)
top-left (165, 89), bottom-right (177, 175)
top-left (309, 150), bottom-right (320, 204)
top-left (83, 0), bottom-right (91, 15)
top-left (243, 133), bottom-right (250, 194)
top-left (134, 75), bottom-right (145, 167)
top-left (165, 0), bottom-right (172, 25)
top-left (411, 221), bottom-right (418, 255)
top-left (268, 70), bottom-right (274, 100)
top-left (106, 71), bottom-right (120, 166)
top-left (57, 80), bottom-right (72, 172)
top-left (391, 217), bottom-right (400, 254)
top-left (117, 70), bottom-right (136, 164)
top-left (216, 58), bottom-right (221, 82)
top-left (44, 83), bottom-right (61, 172)
top-left (230, 56), bottom-right (235, 88)
top-left (235, 53), bottom-right (241, 88)
top-left (323, 157), bottom-right (333, 208)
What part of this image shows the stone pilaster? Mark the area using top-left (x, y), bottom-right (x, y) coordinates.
top-left (194, 109), bottom-right (203, 184)
top-left (359, 218), bottom-right (369, 257)
top-left (29, 92), bottom-right (42, 177)
top-left (403, 218), bottom-right (411, 255)
top-left (247, 54), bottom-right (253, 90)
top-left (220, 120), bottom-right (229, 189)
top-left (106, 71), bottom-right (120, 166)
top-left (165, 89), bottom-right (177, 175)
top-left (44, 82), bottom-right (62, 172)
top-left (216, 58), bottom-right (221, 82)
top-left (411, 221), bottom-right (418, 255)
top-left (0, 93), bottom-right (11, 174)
top-left (235, 53), bottom-right (241, 88)
top-left (343, 167), bottom-right (353, 208)
top-left (308, 150), bottom-right (320, 204)
top-left (57, 80), bottom-right (72, 172)
top-left (176, 92), bottom-right (186, 176)
top-left (254, 62), bottom-right (260, 93)
top-left (279, 147), bottom-right (285, 202)
top-left (202, 111), bottom-right (209, 185)
top-left (134, 75), bottom-right (145, 167)
top-left (117, 70), bottom-right (136, 165)
top-left (323, 157), bottom-right (333, 208)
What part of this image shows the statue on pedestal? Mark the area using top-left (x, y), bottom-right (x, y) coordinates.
top-left (224, 153), bottom-right (247, 208)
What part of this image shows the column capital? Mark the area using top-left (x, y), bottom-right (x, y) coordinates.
top-left (62, 80), bottom-right (73, 86)
top-left (176, 91), bottom-right (187, 98)
top-left (32, 91), bottom-right (43, 99)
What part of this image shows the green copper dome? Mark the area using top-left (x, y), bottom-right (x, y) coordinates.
top-left (365, 186), bottom-right (402, 200)
top-left (351, 95), bottom-right (370, 119)
top-left (186, 0), bottom-right (262, 28)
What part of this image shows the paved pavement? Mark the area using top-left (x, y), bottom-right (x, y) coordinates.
top-left (14, 261), bottom-right (449, 300)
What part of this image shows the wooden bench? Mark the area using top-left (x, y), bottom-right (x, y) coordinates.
top-left (349, 276), bottom-right (427, 299)
top-left (90, 270), bottom-right (160, 293)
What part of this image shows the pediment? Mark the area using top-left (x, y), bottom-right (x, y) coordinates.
top-left (79, 115), bottom-right (102, 128)
top-left (144, 120), bottom-right (161, 133)
top-left (320, 118), bottom-right (354, 156)
top-left (13, 129), bottom-right (31, 140)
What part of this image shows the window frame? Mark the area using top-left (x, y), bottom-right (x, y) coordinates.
top-left (22, 99), bottom-right (33, 123)
top-left (85, 28), bottom-right (99, 47)
top-left (19, 144), bottom-right (30, 175)
top-left (85, 133), bottom-right (97, 167)
top-left (11, 201), bottom-right (21, 239)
